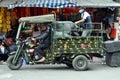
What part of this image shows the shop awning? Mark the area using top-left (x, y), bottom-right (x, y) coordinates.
top-left (8, 0), bottom-right (79, 9)
top-left (0, 0), bottom-right (18, 7)
top-left (76, 0), bottom-right (120, 8)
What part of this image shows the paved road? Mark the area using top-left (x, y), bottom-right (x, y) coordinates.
top-left (0, 63), bottom-right (120, 80)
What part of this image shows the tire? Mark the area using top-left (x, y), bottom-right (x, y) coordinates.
top-left (105, 53), bottom-right (112, 66)
top-left (7, 55), bottom-right (23, 70)
top-left (72, 55), bottom-right (88, 71)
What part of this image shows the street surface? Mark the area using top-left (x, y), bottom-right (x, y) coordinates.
top-left (0, 61), bottom-right (120, 80)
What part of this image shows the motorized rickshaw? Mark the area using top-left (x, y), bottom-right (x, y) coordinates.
top-left (7, 14), bottom-right (104, 71)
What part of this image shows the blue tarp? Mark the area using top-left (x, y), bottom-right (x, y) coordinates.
top-left (8, 0), bottom-right (79, 9)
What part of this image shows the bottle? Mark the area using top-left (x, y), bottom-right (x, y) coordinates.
top-left (22, 58), bottom-right (26, 65)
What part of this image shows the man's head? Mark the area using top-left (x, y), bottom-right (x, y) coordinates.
top-left (40, 24), bottom-right (47, 31)
top-left (79, 7), bottom-right (85, 13)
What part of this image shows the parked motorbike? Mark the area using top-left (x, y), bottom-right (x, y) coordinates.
top-left (7, 37), bottom-right (41, 70)
top-left (0, 39), bottom-right (10, 61)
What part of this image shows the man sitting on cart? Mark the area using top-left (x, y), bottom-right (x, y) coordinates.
top-left (31, 23), bottom-right (51, 62)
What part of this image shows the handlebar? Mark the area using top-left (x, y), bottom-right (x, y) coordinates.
top-left (24, 37), bottom-right (31, 42)
top-left (16, 37), bottom-right (37, 46)
top-left (16, 37), bottom-right (31, 45)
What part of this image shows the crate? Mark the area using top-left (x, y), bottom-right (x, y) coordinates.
top-left (104, 41), bottom-right (120, 53)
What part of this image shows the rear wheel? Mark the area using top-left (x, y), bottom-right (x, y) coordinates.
top-left (7, 55), bottom-right (23, 70)
top-left (72, 55), bottom-right (88, 71)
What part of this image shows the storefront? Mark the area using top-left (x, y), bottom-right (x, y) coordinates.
top-left (7, 0), bottom-right (79, 20)
top-left (1, 0), bottom-right (120, 34)
top-left (0, 0), bottom-right (18, 33)
top-left (7, 0), bottom-right (120, 21)
top-left (76, 0), bottom-right (120, 20)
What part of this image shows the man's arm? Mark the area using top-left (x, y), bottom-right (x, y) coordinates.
top-left (35, 31), bottom-right (49, 40)
top-left (75, 12), bottom-right (89, 24)
top-left (75, 18), bottom-right (85, 24)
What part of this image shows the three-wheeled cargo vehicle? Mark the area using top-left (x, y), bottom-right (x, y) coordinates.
top-left (7, 14), bottom-right (104, 71)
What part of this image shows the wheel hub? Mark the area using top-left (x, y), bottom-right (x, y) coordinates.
top-left (77, 59), bottom-right (84, 67)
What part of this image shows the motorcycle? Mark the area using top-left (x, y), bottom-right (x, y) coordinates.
top-left (0, 38), bottom-right (10, 61)
top-left (7, 37), bottom-right (41, 70)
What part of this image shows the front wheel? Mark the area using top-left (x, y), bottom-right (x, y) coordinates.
top-left (7, 56), bottom-right (23, 70)
top-left (72, 55), bottom-right (88, 71)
